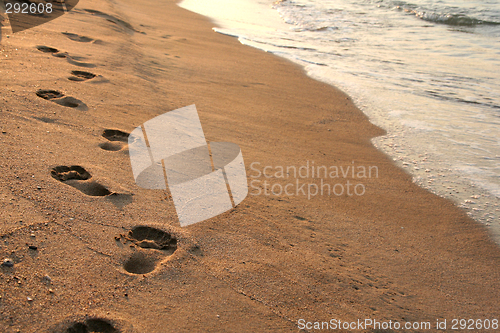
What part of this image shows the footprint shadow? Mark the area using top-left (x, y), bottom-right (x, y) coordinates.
top-left (51, 166), bottom-right (111, 197)
top-left (36, 45), bottom-right (96, 68)
top-left (51, 315), bottom-right (136, 333)
top-left (62, 318), bottom-right (118, 333)
top-left (83, 9), bottom-right (139, 34)
top-left (68, 70), bottom-right (108, 83)
top-left (99, 129), bottom-right (129, 152)
top-left (68, 70), bottom-right (96, 82)
top-left (62, 32), bottom-right (101, 44)
top-left (118, 226), bottom-right (177, 274)
top-left (37, 45), bottom-right (59, 54)
top-left (66, 56), bottom-right (97, 68)
top-left (36, 89), bottom-right (88, 110)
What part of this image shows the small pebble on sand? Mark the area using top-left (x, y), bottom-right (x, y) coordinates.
top-left (2, 258), bottom-right (14, 267)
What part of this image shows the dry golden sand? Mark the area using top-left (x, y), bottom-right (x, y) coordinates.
top-left (0, 0), bottom-right (499, 331)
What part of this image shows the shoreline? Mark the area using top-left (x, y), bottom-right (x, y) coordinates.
top-left (180, 0), bottom-right (500, 245)
top-left (1, 0), bottom-right (499, 331)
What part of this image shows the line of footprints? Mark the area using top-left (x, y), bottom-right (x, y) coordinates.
top-left (32, 25), bottom-right (168, 333)
top-left (37, 35), bottom-right (179, 276)
top-left (36, 43), bottom-right (93, 110)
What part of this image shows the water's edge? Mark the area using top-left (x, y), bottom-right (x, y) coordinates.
top-left (178, 0), bottom-right (500, 245)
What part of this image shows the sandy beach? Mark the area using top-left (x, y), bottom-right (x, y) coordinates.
top-left (1, 0), bottom-right (499, 331)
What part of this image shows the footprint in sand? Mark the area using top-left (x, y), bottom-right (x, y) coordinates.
top-left (99, 129), bottom-right (129, 152)
top-left (68, 70), bottom-right (97, 82)
top-left (36, 89), bottom-right (88, 110)
top-left (82, 9), bottom-right (140, 34)
top-left (66, 56), bottom-right (97, 68)
top-left (68, 70), bottom-right (108, 83)
top-left (36, 46), bottom-right (59, 54)
top-left (51, 165), bottom-right (111, 197)
top-left (62, 32), bottom-right (102, 44)
top-left (117, 226), bottom-right (177, 274)
top-left (36, 45), bottom-right (96, 68)
top-left (61, 318), bottom-right (118, 333)
top-left (52, 316), bottom-right (133, 333)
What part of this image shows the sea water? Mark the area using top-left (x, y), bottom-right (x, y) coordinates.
top-left (179, 0), bottom-right (500, 243)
